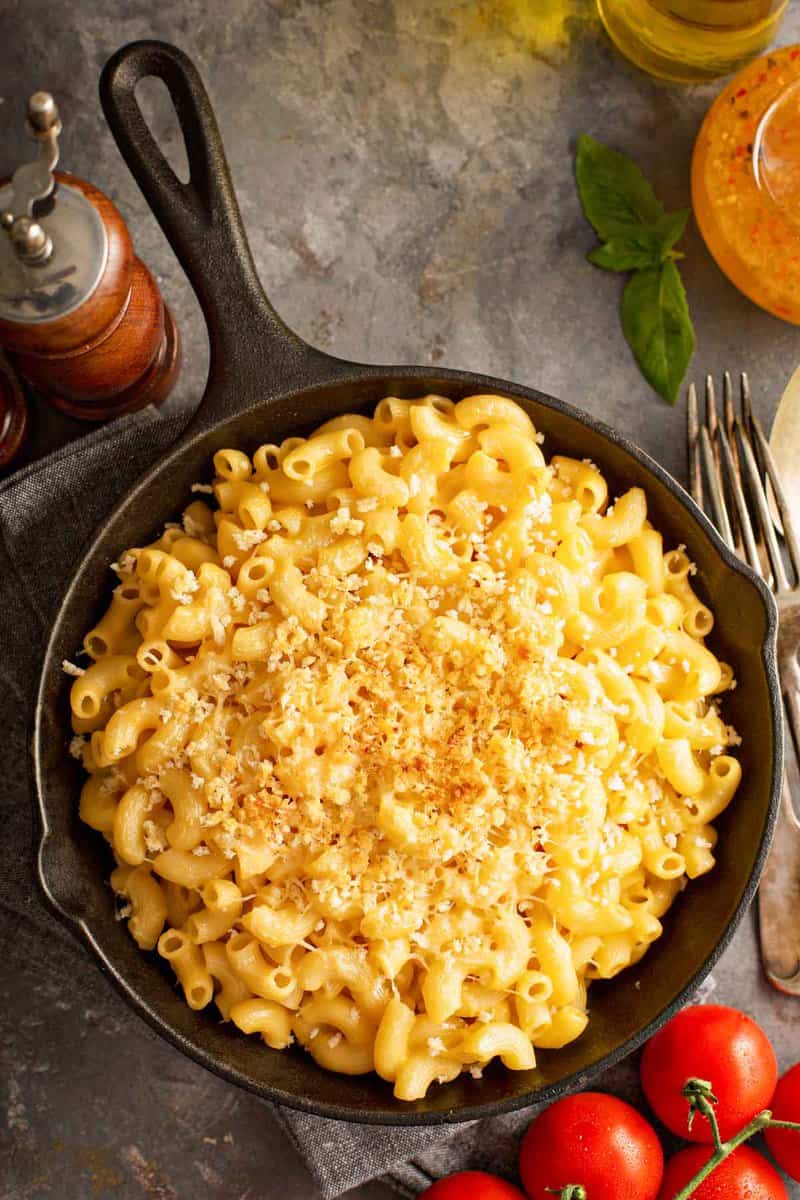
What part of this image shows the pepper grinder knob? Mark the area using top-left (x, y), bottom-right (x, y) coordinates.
top-left (27, 91), bottom-right (61, 136)
top-left (0, 92), bottom-right (180, 421)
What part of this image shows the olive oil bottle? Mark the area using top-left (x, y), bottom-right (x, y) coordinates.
top-left (596, 0), bottom-right (787, 82)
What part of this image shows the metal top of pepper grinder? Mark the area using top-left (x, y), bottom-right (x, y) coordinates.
top-left (0, 92), bottom-right (108, 324)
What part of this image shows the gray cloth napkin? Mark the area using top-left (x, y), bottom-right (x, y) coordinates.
top-left (0, 409), bottom-right (710, 1199)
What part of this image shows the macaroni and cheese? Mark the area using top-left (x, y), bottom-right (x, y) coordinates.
top-left (69, 394), bottom-right (741, 1100)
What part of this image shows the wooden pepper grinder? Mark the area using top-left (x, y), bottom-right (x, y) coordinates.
top-left (0, 92), bottom-right (180, 420)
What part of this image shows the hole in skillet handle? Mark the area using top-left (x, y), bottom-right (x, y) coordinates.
top-left (134, 76), bottom-right (191, 185)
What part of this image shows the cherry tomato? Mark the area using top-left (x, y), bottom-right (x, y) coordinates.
top-left (765, 1062), bottom-right (800, 1182)
top-left (640, 1005), bottom-right (777, 1142)
top-left (419, 1170), bottom-right (526, 1199)
top-left (519, 1091), bottom-right (663, 1200)
top-left (657, 1144), bottom-right (787, 1199)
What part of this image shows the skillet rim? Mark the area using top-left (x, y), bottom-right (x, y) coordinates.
top-left (32, 362), bottom-right (782, 1125)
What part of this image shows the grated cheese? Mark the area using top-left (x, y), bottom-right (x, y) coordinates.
top-left (231, 528), bottom-right (267, 551)
top-left (69, 735), bottom-right (86, 760)
top-left (142, 820), bottom-right (168, 854)
top-left (182, 513), bottom-right (207, 538)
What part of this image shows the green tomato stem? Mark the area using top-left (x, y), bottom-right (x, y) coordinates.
top-left (671, 1079), bottom-right (800, 1200)
top-left (670, 1111), bottom-right (773, 1200)
top-left (682, 1079), bottom-right (723, 1153)
top-left (551, 1188), bottom-right (586, 1200)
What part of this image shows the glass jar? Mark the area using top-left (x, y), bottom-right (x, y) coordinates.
top-left (596, 0), bottom-right (787, 83)
top-left (693, 44), bottom-right (800, 323)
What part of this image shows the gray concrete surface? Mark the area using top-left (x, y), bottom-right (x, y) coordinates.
top-left (2, 0), bottom-right (800, 1196)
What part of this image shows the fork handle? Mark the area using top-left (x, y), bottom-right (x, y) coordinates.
top-left (758, 775), bottom-right (800, 993)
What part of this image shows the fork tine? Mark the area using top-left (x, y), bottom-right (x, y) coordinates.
top-left (723, 371), bottom-right (739, 473)
top-left (706, 374), bottom-right (718, 434)
top-left (717, 424), bottom-right (761, 573)
top-left (748, 409), bottom-right (800, 584)
top-left (738, 373), bottom-right (775, 585)
top-left (736, 418), bottom-right (791, 591)
top-left (705, 374), bottom-right (740, 550)
top-left (722, 371), bottom-right (745, 554)
top-left (687, 382), bottom-right (703, 507)
top-left (706, 375), bottom-right (721, 473)
top-left (700, 426), bottom-right (735, 549)
top-left (740, 370), bottom-right (754, 429)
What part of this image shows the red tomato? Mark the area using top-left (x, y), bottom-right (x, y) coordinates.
top-left (519, 1092), bottom-right (663, 1200)
top-left (657, 1145), bottom-right (787, 1199)
top-left (765, 1062), bottom-right (800, 1182)
top-left (640, 1005), bottom-right (777, 1142)
top-left (419, 1171), bottom-right (526, 1200)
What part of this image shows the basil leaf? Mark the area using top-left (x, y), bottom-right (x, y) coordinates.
top-left (576, 134), bottom-right (666, 240)
top-left (621, 261), bottom-right (695, 406)
top-left (655, 208), bottom-right (690, 254)
top-left (589, 233), bottom-right (666, 272)
top-left (588, 208), bottom-right (690, 272)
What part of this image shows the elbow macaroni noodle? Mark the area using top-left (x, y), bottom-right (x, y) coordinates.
top-left (69, 394), bottom-right (741, 1100)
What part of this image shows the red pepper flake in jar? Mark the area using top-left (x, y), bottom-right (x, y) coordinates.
top-left (692, 43), bottom-right (800, 324)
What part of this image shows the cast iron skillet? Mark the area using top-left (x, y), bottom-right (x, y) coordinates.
top-left (33, 39), bottom-right (782, 1124)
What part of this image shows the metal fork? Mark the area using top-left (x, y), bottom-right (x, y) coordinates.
top-left (687, 372), bottom-right (800, 996)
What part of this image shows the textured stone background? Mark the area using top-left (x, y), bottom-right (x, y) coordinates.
top-left (2, 0), bottom-right (800, 1196)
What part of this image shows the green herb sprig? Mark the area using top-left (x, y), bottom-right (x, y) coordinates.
top-left (575, 134), bottom-right (695, 406)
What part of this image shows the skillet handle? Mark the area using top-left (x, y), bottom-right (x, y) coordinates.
top-left (100, 41), bottom-right (333, 423)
